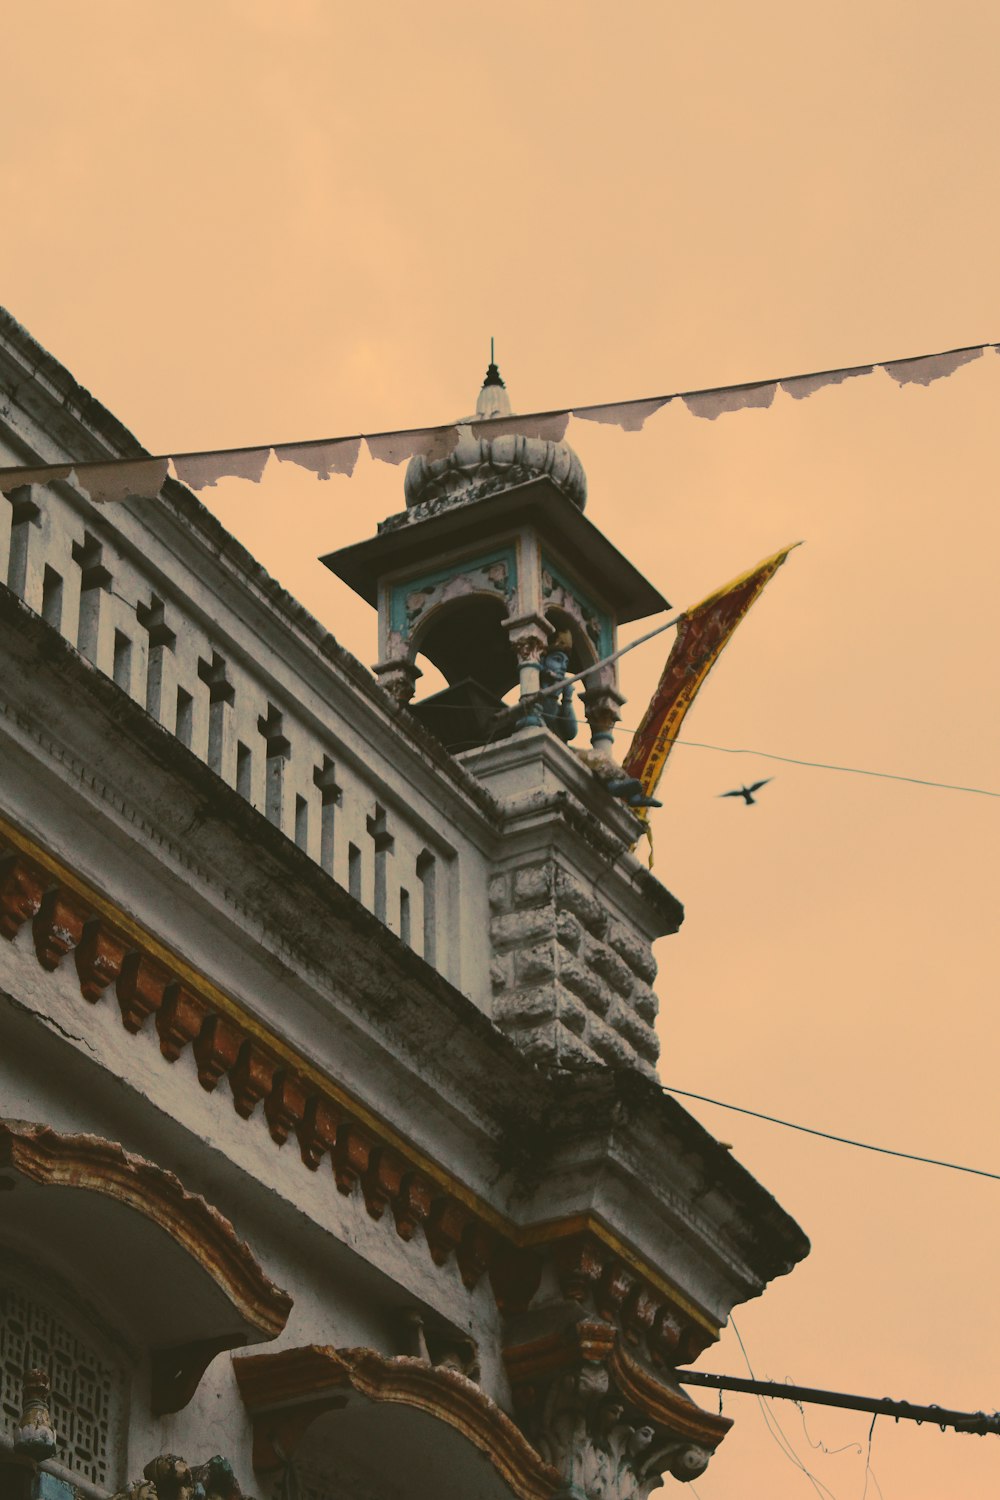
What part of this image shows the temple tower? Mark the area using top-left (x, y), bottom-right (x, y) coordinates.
top-left (323, 360), bottom-right (667, 754)
top-left (323, 361), bottom-right (677, 1076)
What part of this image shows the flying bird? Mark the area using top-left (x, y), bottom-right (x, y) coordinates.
top-left (719, 778), bottom-right (772, 805)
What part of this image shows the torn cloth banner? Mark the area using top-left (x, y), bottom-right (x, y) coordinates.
top-left (0, 341), bottom-right (995, 502)
top-left (623, 544), bottom-right (801, 810)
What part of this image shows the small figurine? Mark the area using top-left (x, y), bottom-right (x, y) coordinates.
top-left (13, 1367), bottom-right (57, 1461)
top-left (538, 631), bottom-right (578, 744)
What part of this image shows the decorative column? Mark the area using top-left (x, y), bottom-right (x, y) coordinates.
top-left (503, 612), bottom-right (553, 726)
top-left (582, 673), bottom-right (627, 752)
top-left (0, 1367), bottom-right (64, 1500)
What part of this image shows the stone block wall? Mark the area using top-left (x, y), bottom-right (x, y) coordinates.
top-left (488, 858), bottom-right (659, 1076)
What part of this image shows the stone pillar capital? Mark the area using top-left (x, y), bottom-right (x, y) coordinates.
top-left (502, 612), bottom-right (554, 663)
top-left (373, 658), bottom-right (422, 708)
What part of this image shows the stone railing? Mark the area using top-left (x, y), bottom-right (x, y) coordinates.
top-left (0, 469), bottom-right (497, 1008)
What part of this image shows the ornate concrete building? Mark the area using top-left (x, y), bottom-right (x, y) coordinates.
top-left (0, 312), bottom-right (808, 1500)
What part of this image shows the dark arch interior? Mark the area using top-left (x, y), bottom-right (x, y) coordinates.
top-left (416, 595), bottom-right (517, 698)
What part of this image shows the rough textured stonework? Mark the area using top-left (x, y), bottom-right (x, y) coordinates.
top-left (489, 858), bottom-right (659, 1075)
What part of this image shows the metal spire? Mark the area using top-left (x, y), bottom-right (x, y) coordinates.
top-left (483, 337), bottom-right (505, 389)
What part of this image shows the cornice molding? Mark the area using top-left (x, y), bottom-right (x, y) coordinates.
top-left (0, 813), bottom-right (726, 1354)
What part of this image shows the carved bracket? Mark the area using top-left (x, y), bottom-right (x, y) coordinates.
top-left (505, 1320), bottom-right (730, 1500)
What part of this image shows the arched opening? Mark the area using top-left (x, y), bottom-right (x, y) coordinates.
top-left (414, 594), bottom-right (517, 699)
top-left (408, 595), bottom-right (518, 753)
top-left (0, 1120), bottom-right (291, 1441)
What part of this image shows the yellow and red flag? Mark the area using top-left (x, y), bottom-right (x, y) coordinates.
top-left (623, 543), bottom-right (800, 804)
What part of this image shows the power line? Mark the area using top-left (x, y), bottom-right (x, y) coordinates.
top-left (662, 1085), bottom-right (1000, 1182)
top-left (726, 1318), bottom-right (839, 1499)
top-left (612, 728), bottom-right (1000, 801)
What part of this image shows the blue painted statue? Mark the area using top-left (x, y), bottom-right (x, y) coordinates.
top-left (538, 633), bottom-right (578, 743)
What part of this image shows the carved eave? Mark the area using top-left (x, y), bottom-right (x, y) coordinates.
top-left (233, 1345), bottom-right (562, 1500)
top-left (0, 1119), bottom-right (292, 1414)
top-left (322, 476), bottom-right (669, 624)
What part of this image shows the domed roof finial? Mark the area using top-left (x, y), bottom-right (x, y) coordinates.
top-left (402, 342), bottom-right (587, 510)
top-left (476, 338), bottom-right (511, 419)
top-left (483, 337), bottom-right (505, 390)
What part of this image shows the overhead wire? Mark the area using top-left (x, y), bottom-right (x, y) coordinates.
top-left (861, 1416), bottom-right (883, 1500)
top-left (661, 1085), bottom-right (1000, 1182)
top-left (729, 1318), bottom-right (840, 1500)
top-left (609, 727), bottom-right (1000, 801)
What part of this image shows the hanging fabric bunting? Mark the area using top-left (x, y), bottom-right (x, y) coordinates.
top-left (1, 339), bottom-right (996, 500)
top-left (623, 543), bottom-right (801, 808)
top-left (366, 425), bottom-right (460, 466)
top-left (70, 457), bottom-right (170, 505)
top-left (276, 437), bottom-right (361, 480)
top-left (0, 464), bottom-right (73, 491)
top-left (683, 382), bottom-right (778, 420)
top-left (780, 366), bottom-right (873, 400)
top-left (882, 346), bottom-right (983, 386)
top-left (172, 447), bottom-right (271, 490)
top-left (573, 396), bottom-right (671, 431)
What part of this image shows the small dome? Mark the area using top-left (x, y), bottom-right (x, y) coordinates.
top-left (404, 360), bottom-right (587, 512)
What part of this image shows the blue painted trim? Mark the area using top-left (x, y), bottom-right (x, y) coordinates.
top-left (389, 545), bottom-right (518, 638)
top-left (541, 552), bottom-right (613, 659)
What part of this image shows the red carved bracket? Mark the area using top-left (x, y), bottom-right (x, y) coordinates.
top-left (0, 854), bottom-right (47, 940)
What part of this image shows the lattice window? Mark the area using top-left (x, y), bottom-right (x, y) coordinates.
top-left (0, 1267), bottom-right (128, 1488)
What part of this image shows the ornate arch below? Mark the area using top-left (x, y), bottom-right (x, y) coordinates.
top-left (0, 1119), bottom-right (292, 1413)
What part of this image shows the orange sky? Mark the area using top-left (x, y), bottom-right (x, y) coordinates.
top-left (4, 3), bottom-right (999, 1495)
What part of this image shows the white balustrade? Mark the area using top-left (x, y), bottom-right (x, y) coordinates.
top-left (0, 471), bottom-right (494, 1008)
